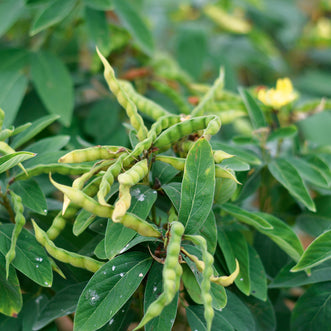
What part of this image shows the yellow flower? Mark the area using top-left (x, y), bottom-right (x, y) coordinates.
top-left (257, 78), bottom-right (298, 109)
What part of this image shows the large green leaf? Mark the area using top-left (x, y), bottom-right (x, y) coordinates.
top-left (256, 212), bottom-right (303, 262)
top-left (239, 88), bottom-right (266, 129)
top-left (0, 225), bottom-right (53, 287)
top-left (30, 0), bottom-right (76, 35)
top-left (199, 211), bottom-right (217, 254)
top-left (179, 138), bottom-right (215, 234)
top-left (144, 262), bottom-right (178, 331)
top-left (26, 135), bottom-right (70, 154)
top-left (12, 114), bottom-right (59, 149)
top-left (218, 229), bottom-right (251, 295)
top-left (291, 281), bottom-right (331, 331)
top-left (152, 161), bottom-right (179, 185)
top-left (0, 0), bottom-right (25, 37)
top-left (291, 229), bottom-right (331, 272)
top-left (0, 152), bottom-right (35, 174)
top-left (74, 251), bottom-right (152, 331)
top-left (248, 244), bottom-right (267, 301)
top-left (30, 51), bottom-right (73, 126)
top-left (85, 8), bottom-right (111, 56)
top-left (287, 157), bottom-right (329, 188)
top-left (186, 305), bottom-right (234, 331)
top-left (0, 71), bottom-right (28, 128)
top-left (113, 0), bottom-right (154, 56)
top-left (270, 260), bottom-right (331, 288)
top-left (33, 282), bottom-right (86, 330)
top-left (0, 253), bottom-right (22, 317)
top-left (162, 182), bottom-right (181, 211)
top-left (220, 290), bottom-right (256, 331)
top-left (268, 158), bottom-right (316, 212)
top-left (12, 179), bottom-right (47, 215)
top-left (221, 203), bottom-right (273, 230)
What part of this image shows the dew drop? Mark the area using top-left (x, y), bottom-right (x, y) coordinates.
top-left (240, 278), bottom-right (244, 281)
top-left (43, 209), bottom-right (47, 213)
top-left (138, 273), bottom-right (144, 277)
top-left (120, 272), bottom-right (124, 277)
top-left (35, 257), bottom-right (43, 262)
top-left (103, 271), bottom-right (107, 275)
top-left (153, 286), bottom-right (157, 292)
top-left (36, 264), bottom-right (39, 268)
top-left (137, 194), bottom-right (145, 202)
top-left (109, 318), bottom-right (114, 325)
top-left (112, 265), bottom-right (116, 271)
top-left (131, 188), bottom-right (140, 197)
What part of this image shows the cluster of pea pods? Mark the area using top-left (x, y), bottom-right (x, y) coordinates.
top-left (28, 49), bottom-right (241, 330)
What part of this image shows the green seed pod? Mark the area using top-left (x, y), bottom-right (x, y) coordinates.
top-left (96, 48), bottom-right (148, 141)
top-left (32, 220), bottom-right (104, 273)
top-left (0, 129), bottom-right (14, 141)
top-left (183, 234), bottom-right (214, 331)
top-left (191, 68), bottom-right (224, 117)
top-left (134, 221), bottom-right (184, 330)
top-left (46, 212), bottom-right (67, 241)
top-left (151, 80), bottom-right (191, 114)
top-left (98, 154), bottom-right (126, 206)
top-left (214, 176), bottom-right (238, 205)
top-left (58, 146), bottom-right (127, 163)
top-left (155, 155), bottom-right (185, 171)
top-left (119, 80), bottom-right (171, 120)
top-left (153, 115), bottom-right (221, 152)
top-left (5, 191), bottom-right (26, 279)
top-left (50, 175), bottom-right (161, 238)
top-left (14, 163), bottom-right (90, 181)
top-left (215, 166), bottom-right (240, 184)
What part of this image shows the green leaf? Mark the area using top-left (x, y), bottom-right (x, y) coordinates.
top-left (0, 0), bottom-right (25, 37)
top-left (239, 88), bottom-right (266, 129)
top-left (211, 141), bottom-right (262, 165)
top-left (30, 51), bottom-right (73, 126)
top-left (241, 296), bottom-right (276, 331)
top-left (0, 152), bottom-right (35, 174)
top-left (144, 262), bottom-right (178, 331)
top-left (199, 211), bottom-right (217, 254)
top-left (291, 281), bottom-right (331, 331)
top-left (220, 290), bottom-right (256, 331)
top-left (73, 210), bottom-right (97, 236)
top-left (83, 0), bottom-right (113, 10)
top-left (291, 230), bottom-right (331, 272)
top-left (162, 182), bottom-right (181, 211)
top-left (287, 157), bottom-right (329, 188)
top-left (152, 161), bottom-right (179, 185)
top-left (270, 260), bottom-right (331, 288)
top-left (186, 305), bottom-right (234, 331)
top-left (0, 71), bottom-right (28, 128)
top-left (0, 224), bottom-right (53, 287)
top-left (113, 0), bottom-right (154, 56)
top-left (176, 26), bottom-right (207, 79)
top-left (218, 229), bottom-right (251, 295)
top-left (255, 212), bottom-right (303, 262)
top-left (12, 179), bottom-right (47, 215)
top-left (221, 157), bottom-right (250, 171)
top-left (26, 135), bottom-right (70, 154)
top-left (267, 125), bottom-right (297, 142)
top-left (12, 114), bottom-right (59, 149)
top-left (248, 244), bottom-right (267, 301)
top-left (74, 251), bottom-right (152, 331)
top-left (30, 0), bottom-right (76, 35)
top-left (221, 203), bottom-right (273, 230)
top-left (33, 282), bottom-right (86, 330)
top-left (179, 138), bottom-right (215, 234)
top-left (85, 8), bottom-right (111, 56)
top-left (0, 254), bottom-right (22, 317)
top-left (268, 158), bottom-right (316, 212)
top-left (104, 185), bottom-right (157, 259)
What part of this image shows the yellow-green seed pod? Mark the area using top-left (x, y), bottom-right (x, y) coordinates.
top-left (210, 259), bottom-right (240, 286)
top-left (214, 176), bottom-right (238, 205)
top-left (58, 146), bottom-right (126, 163)
top-left (32, 220), bottom-right (104, 273)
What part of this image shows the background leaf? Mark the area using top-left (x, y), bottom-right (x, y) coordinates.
top-left (0, 0), bottom-right (25, 37)
top-left (179, 138), bottom-right (215, 234)
top-left (30, 51), bottom-right (73, 126)
top-left (0, 152), bottom-right (35, 174)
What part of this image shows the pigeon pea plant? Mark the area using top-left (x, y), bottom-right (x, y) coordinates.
top-left (0, 48), bottom-right (331, 331)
